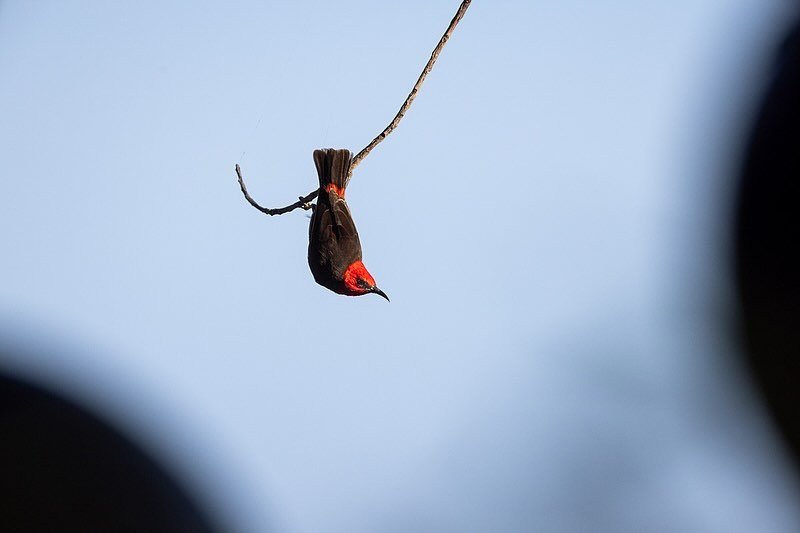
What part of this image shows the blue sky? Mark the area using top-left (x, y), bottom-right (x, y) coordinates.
top-left (2, 1), bottom-right (800, 532)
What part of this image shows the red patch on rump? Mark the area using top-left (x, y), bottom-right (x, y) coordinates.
top-left (325, 183), bottom-right (346, 198)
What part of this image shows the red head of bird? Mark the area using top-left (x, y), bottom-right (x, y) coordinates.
top-left (341, 260), bottom-right (389, 300)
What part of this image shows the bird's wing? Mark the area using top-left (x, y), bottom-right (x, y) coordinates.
top-left (309, 193), bottom-right (359, 248)
top-left (330, 195), bottom-right (359, 242)
top-left (308, 191), bottom-right (362, 280)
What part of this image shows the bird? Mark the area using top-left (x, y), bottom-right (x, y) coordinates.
top-left (307, 148), bottom-right (389, 301)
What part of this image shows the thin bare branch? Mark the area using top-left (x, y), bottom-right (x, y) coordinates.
top-left (348, 0), bottom-right (472, 181)
top-left (235, 164), bottom-right (318, 216)
top-left (235, 0), bottom-right (470, 217)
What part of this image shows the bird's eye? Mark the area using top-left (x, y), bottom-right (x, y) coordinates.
top-left (356, 278), bottom-right (371, 289)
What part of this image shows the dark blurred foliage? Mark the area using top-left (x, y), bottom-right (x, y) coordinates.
top-left (735, 14), bottom-right (800, 471)
top-left (0, 366), bottom-right (219, 533)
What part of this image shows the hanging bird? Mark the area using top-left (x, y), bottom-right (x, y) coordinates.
top-left (307, 148), bottom-right (389, 301)
top-left (235, 2), bottom-right (471, 299)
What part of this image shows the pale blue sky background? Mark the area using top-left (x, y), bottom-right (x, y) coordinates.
top-left (2, 1), bottom-right (800, 532)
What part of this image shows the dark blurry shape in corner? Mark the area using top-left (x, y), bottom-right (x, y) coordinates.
top-left (734, 13), bottom-right (800, 471)
top-left (0, 369), bottom-right (220, 533)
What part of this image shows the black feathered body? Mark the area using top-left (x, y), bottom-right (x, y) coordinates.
top-left (308, 149), bottom-right (363, 294)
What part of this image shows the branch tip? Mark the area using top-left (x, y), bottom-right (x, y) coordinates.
top-left (347, 0), bottom-right (472, 183)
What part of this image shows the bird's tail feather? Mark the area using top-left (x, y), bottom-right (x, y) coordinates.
top-left (313, 148), bottom-right (352, 192)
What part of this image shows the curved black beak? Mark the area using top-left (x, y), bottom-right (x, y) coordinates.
top-left (371, 287), bottom-right (390, 302)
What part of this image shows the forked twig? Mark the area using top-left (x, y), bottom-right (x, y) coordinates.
top-left (236, 0), bottom-right (471, 215)
top-left (236, 164), bottom-right (318, 215)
